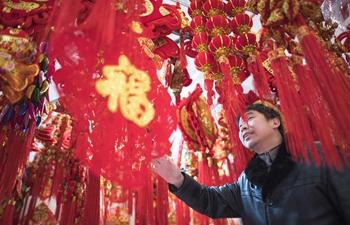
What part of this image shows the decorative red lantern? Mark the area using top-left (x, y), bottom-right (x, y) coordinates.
top-left (205, 15), bottom-right (230, 37)
top-left (225, 0), bottom-right (246, 17)
top-left (231, 13), bottom-right (253, 35)
top-left (208, 34), bottom-right (233, 58)
top-left (194, 51), bottom-right (215, 73)
top-left (204, 62), bottom-right (224, 81)
top-left (227, 55), bottom-right (245, 83)
top-left (188, 0), bottom-right (203, 18)
top-left (192, 32), bottom-right (210, 53)
top-left (202, 0), bottom-right (225, 17)
top-left (190, 16), bottom-right (208, 34)
top-left (235, 33), bottom-right (257, 56)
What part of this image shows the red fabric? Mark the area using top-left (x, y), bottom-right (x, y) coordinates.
top-left (153, 36), bottom-right (180, 59)
top-left (142, 3), bottom-right (182, 40)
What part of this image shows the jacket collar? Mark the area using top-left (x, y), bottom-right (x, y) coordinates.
top-left (244, 142), bottom-right (295, 202)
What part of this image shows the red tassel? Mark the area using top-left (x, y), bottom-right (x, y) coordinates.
top-left (80, 0), bottom-right (116, 46)
top-left (196, 152), bottom-right (211, 225)
top-left (219, 56), bottom-right (246, 117)
top-left (0, 121), bottom-right (35, 200)
top-left (134, 169), bottom-right (154, 224)
top-left (296, 15), bottom-right (350, 168)
top-left (269, 49), bottom-right (318, 166)
top-left (207, 157), bottom-right (220, 185)
top-left (291, 58), bottom-right (349, 168)
top-left (204, 79), bottom-right (215, 106)
top-left (175, 197), bottom-right (191, 225)
top-left (220, 157), bottom-right (235, 184)
top-left (46, 0), bottom-right (82, 44)
top-left (23, 195), bottom-right (38, 225)
top-left (230, 125), bottom-right (252, 176)
top-left (50, 162), bottom-right (64, 199)
top-left (59, 200), bottom-right (73, 225)
top-left (155, 176), bottom-right (169, 225)
top-left (248, 51), bottom-right (272, 98)
top-left (82, 171), bottom-right (100, 225)
top-left (0, 199), bottom-right (15, 225)
top-left (67, 197), bottom-right (77, 225)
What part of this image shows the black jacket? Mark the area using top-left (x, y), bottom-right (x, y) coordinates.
top-left (170, 144), bottom-right (350, 225)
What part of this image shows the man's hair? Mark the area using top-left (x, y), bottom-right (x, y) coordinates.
top-left (236, 103), bottom-right (284, 136)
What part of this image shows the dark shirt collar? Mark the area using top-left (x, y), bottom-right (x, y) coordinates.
top-left (258, 145), bottom-right (281, 167)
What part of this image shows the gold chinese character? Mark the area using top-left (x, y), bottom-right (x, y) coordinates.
top-left (95, 55), bottom-right (155, 127)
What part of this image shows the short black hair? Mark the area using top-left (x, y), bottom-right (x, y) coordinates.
top-left (236, 103), bottom-right (284, 136)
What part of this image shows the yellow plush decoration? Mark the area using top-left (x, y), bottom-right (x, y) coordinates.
top-left (0, 52), bottom-right (39, 103)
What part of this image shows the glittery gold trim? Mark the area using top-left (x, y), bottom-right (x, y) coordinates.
top-left (140, 0), bottom-right (154, 17)
top-left (297, 25), bottom-right (310, 42)
top-left (2, 0), bottom-right (45, 13)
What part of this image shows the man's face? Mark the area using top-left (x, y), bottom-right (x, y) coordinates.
top-left (238, 110), bottom-right (280, 151)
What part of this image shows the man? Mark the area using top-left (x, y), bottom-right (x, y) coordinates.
top-left (151, 103), bottom-right (350, 225)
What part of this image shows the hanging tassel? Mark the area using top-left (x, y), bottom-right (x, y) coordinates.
top-left (67, 197), bottom-right (77, 225)
top-left (207, 157), bottom-right (220, 185)
top-left (59, 200), bottom-right (71, 225)
top-left (175, 197), bottom-right (191, 225)
top-left (155, 175), bottom-right (169, 225)
top-left (218, 56), bottom-right (246, 119)
top-left (269, 49), bottom-right (319, 165)
top-left (220, 157), bottom-right (235, 184)
top-left (230, 123), bottom-right (253, 177)
top-left (217, 113), bottom-right (237, 182)
top-left (296, 14), bottom-right (350, 168)
top-left (296, 16), bottom-right (350, 135)
top-left (134, 169), bottom-right (154, 225)
top-left (51, 116), bottom-right (71, 198)
top-left (45, 0), bottom-right (82, 45)
top-left (80, 0), bottom-right (116, 47)
top-left (0, 121), bottom-right (35, 200)
top-left (247, 51), bottom-right (272, 98)
top-left (82, 170), bottom-right (100, 225)
top-left (23, 195), bottom-right (38, 225)
top-left (196, 152), bottom-right (211, 225)
top-left (207, 157), bottom-right (227, 225)
top-left (0, 198), bottom-right (15, 225)
top-left (291, 57), bottom-right (349, 169)
top-left (204, 79), bottom-right (215, 106)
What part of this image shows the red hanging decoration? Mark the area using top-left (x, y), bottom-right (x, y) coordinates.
top-left (295, 14), bottom-right (350, 168)
top-left (269, 49), bottom-right (319, 166)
